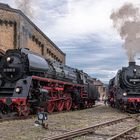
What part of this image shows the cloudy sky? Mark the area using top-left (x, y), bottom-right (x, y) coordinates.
top-left (1, 0), bottom-right (140, 83)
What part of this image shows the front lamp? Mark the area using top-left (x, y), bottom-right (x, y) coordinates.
top-left (123, 92), bottom-right (127, 96)
top-left (15, 87), bottom-right (22, 94)
top-left (15, 87), bottom-right (21, 93)
top-left (133, 69), bottom-right (137, 73)
top-left (7, 57), bottom-right (11, 62)
top-left (6, 57), bottom-right (13, 63)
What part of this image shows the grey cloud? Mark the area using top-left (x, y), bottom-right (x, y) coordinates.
top-left (54, 34), bottom-right (127, 83)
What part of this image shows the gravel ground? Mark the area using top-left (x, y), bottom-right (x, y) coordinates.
top-left (0, 103), bottom-right (139, 140)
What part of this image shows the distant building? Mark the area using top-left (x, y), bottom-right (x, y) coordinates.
top-left (0, 3), bottom-right (65, 64)
top-left (93, 78), bottom-right (106, 100)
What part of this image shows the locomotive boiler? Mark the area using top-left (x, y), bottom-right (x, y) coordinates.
top-left (0, 48), bottom-right (99, 116)
top-left (108, 62), bottom-right (140, 112)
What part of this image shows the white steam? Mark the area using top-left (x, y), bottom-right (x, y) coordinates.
top-left (110, 3), bottom-right (140, 62)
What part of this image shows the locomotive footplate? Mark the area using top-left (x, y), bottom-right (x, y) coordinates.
top-left (127, 98), bottom-right (140, 102)
top-left (0, 97), bottom-right (27, 105)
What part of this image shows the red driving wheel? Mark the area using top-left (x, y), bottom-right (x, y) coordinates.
top-left (56, 100), bottom-right (64, 111)
top-left (65, 97), bottom-right (72, 111)
top-left (47, 101), bottom-right (55, 113)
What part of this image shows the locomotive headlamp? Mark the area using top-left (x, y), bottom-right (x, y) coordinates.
top-left (123, 92), bottom-right (127, 96)
top-left (133, 69), bottom-right (137, 73)
top-left (7, 57), bottom-right (11, 62)
top-left (15, 87), bottom-right (21, 93)
top-left (6, 57), bottom-right (14, 63)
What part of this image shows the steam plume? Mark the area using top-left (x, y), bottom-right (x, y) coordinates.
top-left (110, 3), bottom-right (140, 62)
top-left (13, 0), bottom-right (34, 18)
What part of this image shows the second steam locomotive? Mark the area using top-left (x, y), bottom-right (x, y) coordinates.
top-left (0, 48), bottom-right (99, 116)
top-left (108, 62), bottom-right (140, 112)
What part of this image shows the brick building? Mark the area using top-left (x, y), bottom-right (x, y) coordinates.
top-left (0, 3), bottom-right (65, 63)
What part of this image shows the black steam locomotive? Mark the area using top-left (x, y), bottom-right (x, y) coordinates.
top-left (0, 48), bottom-right (99, 116)
top-left (108, 62), bottom-right (140, 112)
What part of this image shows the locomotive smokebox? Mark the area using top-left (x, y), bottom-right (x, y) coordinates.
top-left (129, 61), bottom-right (136, 66)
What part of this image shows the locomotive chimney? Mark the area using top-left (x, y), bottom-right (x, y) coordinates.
top-left (129, 61), bottom-right (136, 66)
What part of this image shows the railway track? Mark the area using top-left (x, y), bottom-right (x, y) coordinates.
top-left (108, 125), bottom-right (139, 140)
top-left (47, 114), bottom-right (140, 140)
top-left (0, 104), bottom-right (101, 123)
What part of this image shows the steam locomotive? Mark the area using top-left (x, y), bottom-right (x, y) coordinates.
top-left (0, 48), bottom-right (99, 116)
top-left (108, 62), bottom-right (140, 112)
